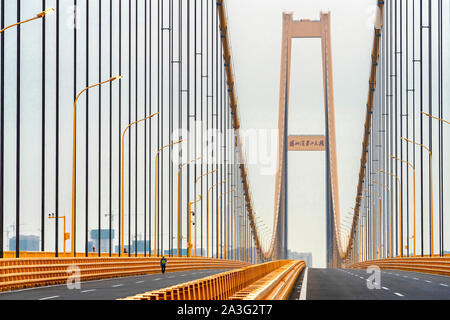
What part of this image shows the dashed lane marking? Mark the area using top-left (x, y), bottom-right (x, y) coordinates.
top-left (39, 296), bottom-right (59, 300)
top-left (81, 289), bottom-right (96, 293)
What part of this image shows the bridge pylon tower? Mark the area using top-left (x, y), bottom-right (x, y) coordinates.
top-left (273, 12), bottom-right (342, 267)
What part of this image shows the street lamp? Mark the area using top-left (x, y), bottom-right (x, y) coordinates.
top-left (206, 180), bottom-right (227, 258)
top-left (359, 194), bottom-right (377, 260)
top-left (371, 179), bottom-right (392, 258)
top-left (391, 155), bottom-right (416, 257)
top-left (71, 76), bottom-right (122, 256)
top-left (422, 111), bottom-right (450, 125)
top-left (365, 189), bottom-right (382, 259)
top-left (232, 205), bottom-right (243, 260)
top-left (401, 136), bottom-right (434, 256)
top-left (187, 196), bottom-right (202, 257)
top-left (154, 139), bottom-right (184, 256)
top-left (176, 155), bottom-right (202, 257)
top-left (120, 112), bottom-right (159, 256)
top-left (225, 196), bottom-right (243, 260)
top-left (193, 169), bottom-right (217, 256)
top-left (379, 169), bottom-right (402, 257)
top-left (0, 8), bottom-right (55, 34)
top-left (217, 188), bottom-right (236, 258)
top-left (48, 213), bottom-right (69, 254)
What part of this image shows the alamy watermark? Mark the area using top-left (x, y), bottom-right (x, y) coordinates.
top-left (366, 265), bottom-right (381, 290)
top-left (171, 121), bottom-right (278, 176)
top-left (66, 265), bottom-right (81, 290)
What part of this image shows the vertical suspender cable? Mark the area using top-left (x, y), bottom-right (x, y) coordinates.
top-left (135, 0), bottom-right (138, 257)
top-left (98, 0), bottom-right (103, 257)
top-left (118, 0), bottom-right (122, 256)
top-left (419, 0), bottom-right (424, 257)
top-left (109, 0), bottom-right (113, 256)
top-left (185, 0), bottom-right (190, 257)
top-left (127, 0), bottom-right (131, 257)
top-left (168, 0), bottom-right (172, 257)
top-left (0, 0), bottom-right (4, 258)
top-left (144, 0), bottom-right (147, 257)
top-left (41, 0), bottom-right (46, 252)
top-left (15, 0), bottom-right (21, 259)
top-left (55, 2), bottom-right (60, 257)
top-left (84, 0), bottom-right (89, 257)
top-left (427, 0), bottom-right (433, 257)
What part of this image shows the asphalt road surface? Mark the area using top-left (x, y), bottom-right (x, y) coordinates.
top-left (0, 269), bottom-right (230, 300)
top-left (305, 268), bottom-right (450, 300)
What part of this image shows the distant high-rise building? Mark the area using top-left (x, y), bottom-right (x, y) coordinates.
top-left (9, 235), bottom-right (40, 252)
top-left (287, 250), bottom-right (313, 267)
top-left (90, 229), bottom-right (115, 253)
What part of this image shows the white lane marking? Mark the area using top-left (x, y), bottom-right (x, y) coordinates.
top-left (39, 296), bottom-right (59, 300)
top-left (0, 272), bottom-right (171, 295)
top-left (168, 276), bottom-right (175, 279)
top-left (135, 281), bottom-right (145, 284)
top-left (382, 287), bottom-right (389, 290)
top-left (403, 276), bottom-right (408, 278)
top-left (359, 277), bottom-right (364, 279)
top-left (439, 283), bottom-right (448, 287)
top-left (425, 280), bottom-right (432, 283)
top-left (394, 292), bottom-right (404, 297)
top-left (81, 289), bottom-right (96, 293)
top-left (154, 278), bottom-right (161, 281)
top-left (413, 277), bottom-right (419, 280)
top-left (299, 267), bottom-right (308, 300)
top-left (112, 284), bottom-right (123, 288)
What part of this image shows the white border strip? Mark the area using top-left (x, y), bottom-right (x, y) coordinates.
top-left (299, 267), bottom-right (308, 300)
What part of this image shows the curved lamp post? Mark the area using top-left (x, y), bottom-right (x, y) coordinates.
top-left (0, 8), bottom-right (55, 34)
top-left (365, 189), bottom-right (382, 259)
top-left (391, 155), bottom-right (416, 257)
top-left (71, 76), bottom-right (122, 256)
top-left (193, 169), bottom-right (217, 256)
top-left (217, 188), bottom-right (236, 258)
top-left (379, 169), bottom-right (402, 257)
top-left (154, 139), bottom-right (184, 256)
top-left (120, 112), bottom-right (159, 255)
top-left (176, 155), bottom-right (202, 257)
top-left (206, 180), bottom-right (227, 258)
top-left (401, 137), bottom-right (434, 256)
top-left (371, 179), bottom-right (392, 258)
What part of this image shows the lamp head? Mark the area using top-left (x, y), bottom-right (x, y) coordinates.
top-left (37, 8), bottom-right (55, 18)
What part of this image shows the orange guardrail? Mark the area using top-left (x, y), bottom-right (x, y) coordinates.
top-left (121, 260), bottom-right (297, 300)
top-left (348, 256), bottom-right (450, 276)
top-left (1, 251), bottom-right (145, 258)
top-left (0, 256), bottom-right (248, 292)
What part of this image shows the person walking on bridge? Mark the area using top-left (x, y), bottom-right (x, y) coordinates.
top-left (160, 256), bottom-right (167, 274)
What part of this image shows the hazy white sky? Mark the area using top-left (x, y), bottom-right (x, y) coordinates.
top-left (227, 0), bottom-right (450, 267)
top-left (227, 0), bottom-right (378, 267)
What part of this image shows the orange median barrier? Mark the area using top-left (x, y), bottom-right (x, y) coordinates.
top-left (122, 260), bottom-right (304, 300)
top-left (230, 260), bottom-right (305, 300)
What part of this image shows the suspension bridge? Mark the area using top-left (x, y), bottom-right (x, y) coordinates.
top-left (0, 0), bottom-right (448, 300)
